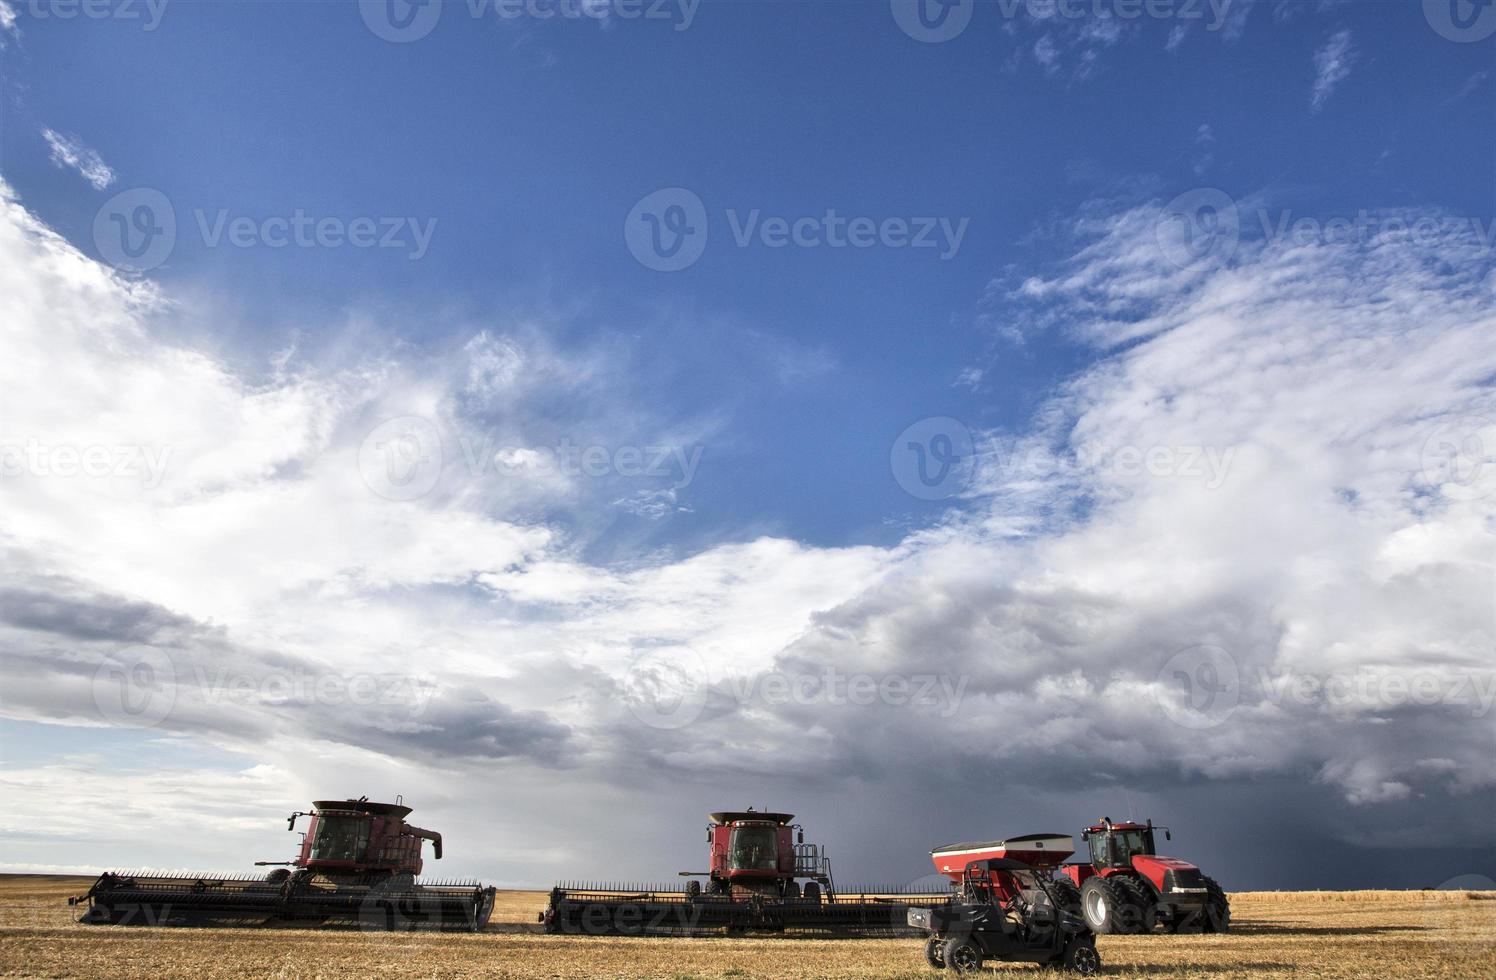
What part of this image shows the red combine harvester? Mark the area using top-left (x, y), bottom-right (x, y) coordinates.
top-left (1059, 817), bottom-right (1230, 934)
top-left (543, 808), bottom-right (952, 935)
top-left (70, 797), bottom-right (496, 931)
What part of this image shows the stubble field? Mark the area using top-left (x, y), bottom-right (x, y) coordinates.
top-left (1, 875), bottom-right (1493, 978)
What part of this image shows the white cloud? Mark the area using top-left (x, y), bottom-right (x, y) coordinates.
top-left (1, 179), bottom-right (1493, 883)
top-left (1310, 28), bottom-right (1354, 111)
top-left (41, 130), bottom-right (117, 190)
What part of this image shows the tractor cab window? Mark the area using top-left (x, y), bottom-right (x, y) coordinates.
top-left (728, 826), bottom-right (778, 871)
top-left (1090, 829), bottom-right (1151, 868)
top-left (310, 816), bottom-right (370, 862)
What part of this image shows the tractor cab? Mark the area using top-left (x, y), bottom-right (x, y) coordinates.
top-left (1081, 818), bottom-right (1167, 870)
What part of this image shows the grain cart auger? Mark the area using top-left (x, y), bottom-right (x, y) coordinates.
top-left (1061, 817), bottom-right (1230, 934)
top-left (541, 808), bottom-right (952, 936)
top-left (70, 797), bottom-right (497, 931)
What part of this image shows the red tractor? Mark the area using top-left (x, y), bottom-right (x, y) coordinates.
top-left (1059, 817), bottom-right (1229, 934)
top-left (71, 797), bottom-right (496, 931)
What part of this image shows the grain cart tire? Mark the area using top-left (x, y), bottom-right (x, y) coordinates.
top-left (925, 935), bottom-right (947, 969)
top-left (1113, 876), bottom-right (1156, 933)
top-left (944, 938), bottom-right (983, 974)
top-left (1081, 876), bottom-right (1134, 935)
top-left (1051, 879), bottom-right (1083, 918)
top-left (1202, 876), bottom-right (1231, 933)
top-left (1063, 937), bottom-right (1101, 976)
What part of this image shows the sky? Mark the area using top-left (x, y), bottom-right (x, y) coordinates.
top-left (0, 0), bottom-right (1494, 893)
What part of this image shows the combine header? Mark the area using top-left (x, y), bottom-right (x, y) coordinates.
top-left (542, 808), bottom-right (951, 936)
top-left (70, 797), bottom-right (496, 931)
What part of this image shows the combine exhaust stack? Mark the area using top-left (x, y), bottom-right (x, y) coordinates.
top-left (70, 797), bottom-right (496, 931)
top-left (541, 808), bottom-right (952, 936)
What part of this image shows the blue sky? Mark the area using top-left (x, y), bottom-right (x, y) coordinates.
top-left (1, 1), bottom-right (1494, 889)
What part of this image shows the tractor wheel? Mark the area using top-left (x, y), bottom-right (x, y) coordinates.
top-left (802, 881), bottom-right (821, 905)
top-left (1202, 876), bottom-right (1231, 933)
top-left (685, 880), bottom-right (701, 900)
top-left (943, 938), bottom-right (983, 975)
top-left (1112, 876), bottom-right (1157, 932)
top-left (924, 935), bottom-right (947, 969)
top-left (1063, 938), bottom-right (1101, 976)
top-left (1081, 876), bottom-right (1135, 935)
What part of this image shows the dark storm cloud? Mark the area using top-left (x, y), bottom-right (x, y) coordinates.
top-left (0, 581), bottom-right (193, 643)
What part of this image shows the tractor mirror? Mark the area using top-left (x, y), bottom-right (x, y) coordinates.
top-left (798, 831), bottom-right (804, 844)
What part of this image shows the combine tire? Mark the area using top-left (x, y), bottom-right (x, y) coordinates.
top-left (925, 935), bottom-right (947, 969)
top-left (1062, 937), bottom-right (1101, 976)
top-left (803, 881), bottom-right (821, 905)
top-left (1202, 876), bottom-right (1231, 933)
top-left (783, 880), bottom-right (801, 900)
top-left (685, 880), bottom-right (701, 900)
top-left (943, 938), bottom-right (983, 974)
top-left (1081, 876), bottom-right (1127, 934)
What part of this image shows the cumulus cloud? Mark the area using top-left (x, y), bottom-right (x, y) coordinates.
top-left (2, 178), bottom-right (1493, 887)
top-left (1311, 29), bottom-right (1354, 111)
top-left (41, 130), bottom-right (116, 190)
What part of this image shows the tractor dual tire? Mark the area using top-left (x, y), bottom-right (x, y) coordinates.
top-left (1112, 875), bottom-right (1157, 932)
top-left (925, 935), bottom-right (946, 969)
top-left (1081, 875), bottom-right (1150, 935)
top-left (943, 938), bottom-right (983, 974)
top-left (1203, 875), bottom-right (1231, 934)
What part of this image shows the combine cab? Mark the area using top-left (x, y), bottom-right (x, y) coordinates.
top-left (542, 808), bottom-right (951, 936)
top-left (70, 797), bottom-right (496, 931)
top-left (1059, 817), bottom-right (1229, 934)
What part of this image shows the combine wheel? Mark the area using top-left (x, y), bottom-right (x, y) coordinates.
top-left (802, 881), bottom-right (821, 905)
top-left (685, 880), bottom-right (701, 900)
top-left (924, 935), bottom-right (946, 969)
top-left (943, 938), bottom-right (983, 975)
top-left (1062, 937), bottom-right (1101, 976)
top-left (783, 880), bottom-right (801, 900)
top-left (1202, 876), bottom-right (1231, 934)
top-left (263, 869), bottom-right (291, 885)
top-left (1080, 876), bottom-right (1136, 935)
top-left (1112, 876), bottom-right (1156, 932)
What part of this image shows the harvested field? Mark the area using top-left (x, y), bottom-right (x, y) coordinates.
top-left (1, 875), bottom-right (1493, 978)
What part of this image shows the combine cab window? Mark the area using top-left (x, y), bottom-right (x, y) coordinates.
top-left (310, 816), bottom-right (370, 862)
top-left (729, 826), bottom-right (779, 871)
